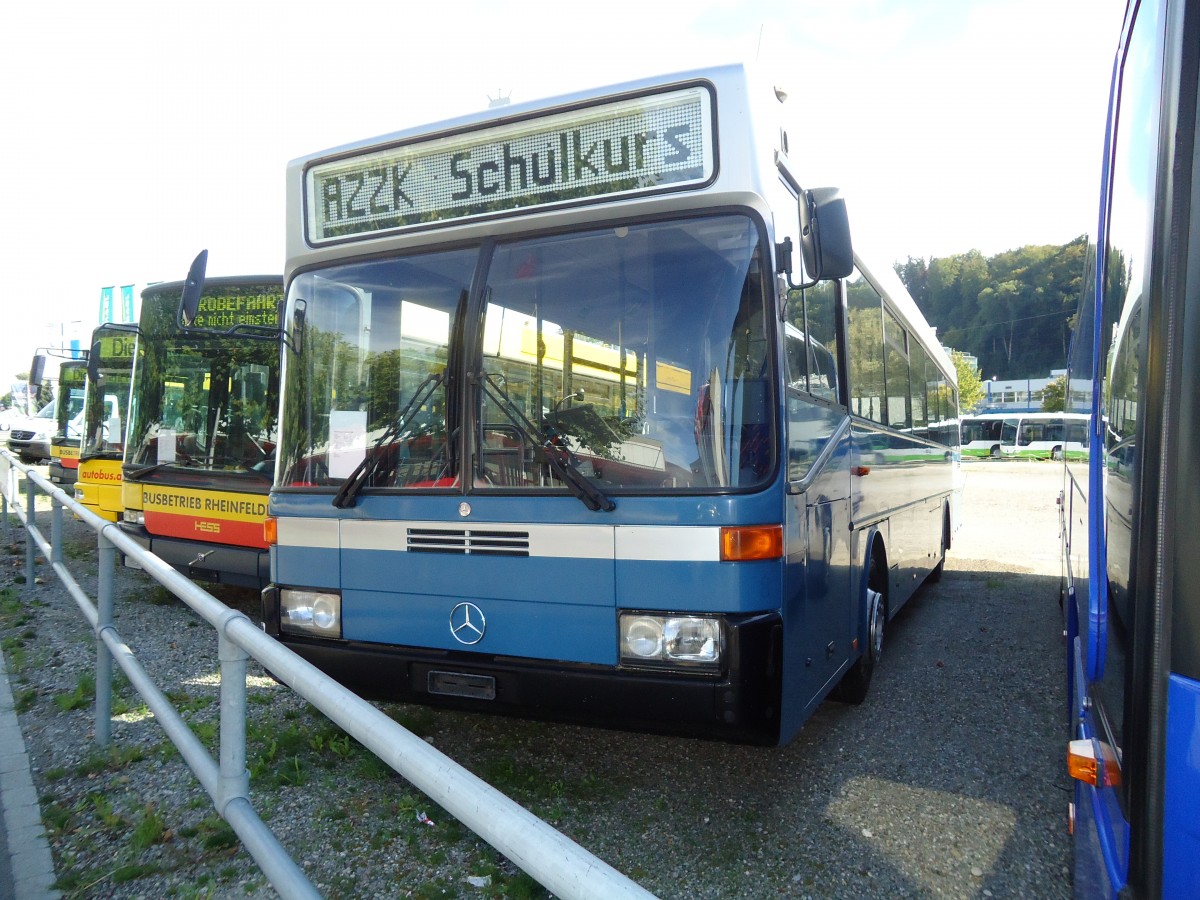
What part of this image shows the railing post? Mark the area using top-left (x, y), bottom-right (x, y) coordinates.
top-left (24, 472), bottom-right (36, 594)
top-left (217, 632), bottom-right (251, 814)
top-left (2, 457), bottom-right (9, 542)
top-left (95, 530), bottom-right (116, 748)
top-left (51, 495), bottom-right (64, 565)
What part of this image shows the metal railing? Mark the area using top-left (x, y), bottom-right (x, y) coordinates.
top-left (0, 451), bottom-right (655, 899)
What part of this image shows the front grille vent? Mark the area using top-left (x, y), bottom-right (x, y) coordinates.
top-left (407, 527), bottom-right (530, 557)
top-left (11, 431), bottom-right (35, 441)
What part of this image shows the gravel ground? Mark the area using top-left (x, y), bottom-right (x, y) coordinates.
top-left (0, 460), bottom-right (1073, 899)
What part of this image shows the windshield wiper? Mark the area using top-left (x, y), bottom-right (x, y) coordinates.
top-left (476, 372), bottom-right (615, 513)
top-left (332, 372), bottom-right (444, 509)
top-left (125, 455), bottom-right (205, 479)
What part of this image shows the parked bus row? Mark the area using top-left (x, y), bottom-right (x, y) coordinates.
top-left (960, 411), bottom-right (1090, 460)
top-left (29, 276), bottom-right (284, 588)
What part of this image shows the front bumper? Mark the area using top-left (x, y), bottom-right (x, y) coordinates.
top-left (262, 585), bottom-right (782, 744)
top-left (121, 524), bottom-right (269, 588)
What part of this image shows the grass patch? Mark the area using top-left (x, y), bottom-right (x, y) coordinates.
top-left (63, 538), bottom-right (93, 561)
top-left (74, 743), bottom-right (145, 777)
top-left (137, 584), bottom-right (178, 607)
top-left (87, 792), bottom-right (127, 829)
top-left (42, 801), bottom-right (73, 834)
top-left (197, 816), bottom-right (238, 851)
top-left (131, 803), bottom-right (168, 850)
top-left (111, 862), bottom-right (163, 883)
top-left (54, 672), bottom-right (96, 712)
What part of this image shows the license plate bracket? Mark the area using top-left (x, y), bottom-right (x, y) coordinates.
top-left (427, 670), bottom-right (496, 701)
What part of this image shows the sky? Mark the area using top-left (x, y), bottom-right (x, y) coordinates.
top-left (0, 0), bottom-right (1125, 383)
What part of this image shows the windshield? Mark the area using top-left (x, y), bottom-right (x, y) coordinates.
top-left (56, 365), bottom-right (87, 439)
top-left (279, 214), bottom-right (776, 494)
top-left (81, 329), bottom-right (136, 460)
top-left (962, 418), bottom-right (1003, 443)
top-left (127, 281), bottom-right (283, 476)
top-left (1001, 418), bottom-right (1020, 446)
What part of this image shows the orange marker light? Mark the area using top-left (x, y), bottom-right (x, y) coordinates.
top-left (263, 516), bottom-right (278, 546)
top-left (720, 524), bottom-right (783, 561)
top-left (1067, 738), bottom-right (1122, 787)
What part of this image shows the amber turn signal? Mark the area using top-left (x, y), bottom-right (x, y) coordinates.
top-left (720, 524), bottom-right (783, 561)
top-left (1067, 738), bottom-right (1121, 787)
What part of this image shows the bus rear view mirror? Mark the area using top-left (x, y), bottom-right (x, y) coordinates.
top-left (178, 249), bottom-right (209, 327)
top-left (29, 354), bottom-right (46, 387)
top-left (87, 343), bottom-right (101, 386)
top-left (799, 188), bottom-right (853, 281)
top-left (286, 299), bottom-right (306, 355)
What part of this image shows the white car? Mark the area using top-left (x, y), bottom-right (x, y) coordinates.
top-left (6, 401), bottom-right (55, 462)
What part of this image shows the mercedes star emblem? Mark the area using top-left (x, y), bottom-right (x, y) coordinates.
top-left (449, 602), bottom-right (486, 645)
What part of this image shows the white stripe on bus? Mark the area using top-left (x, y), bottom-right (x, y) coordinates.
top-left (277, 518), bottom-right (725, 561)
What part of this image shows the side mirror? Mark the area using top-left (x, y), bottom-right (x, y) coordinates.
top-left (178, 249), bottom-right (209, 327)
top-left (87, 343), bottom-right (101, 385)
top-left (798, 188), bottom-right (854, 281)
top-left (287, 298), bottom-right (307, 355)
top-left (29, 354), bottom-right (46, 387)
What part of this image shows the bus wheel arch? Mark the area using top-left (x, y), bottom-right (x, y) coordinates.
top-left (990, 444), bottom-right (1001, 458)
top-left (832, 533), bottom-right (888, 704)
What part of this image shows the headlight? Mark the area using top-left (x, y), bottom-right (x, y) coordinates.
top-left (123, 510), bottom-right (145, 525)
top-left (279, 589), bottom-right (342, 639)
top-left (619, 613), bottom-right (722, 671)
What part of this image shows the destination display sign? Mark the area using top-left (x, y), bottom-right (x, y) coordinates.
top-left (190, 289), bottom-right (282, 330)
top-left (61, 365), bottom-right (87, 387)
top-left (306, 85), bottom-right (714, 244)
top-left (95, 332), bottom-right (137, 363)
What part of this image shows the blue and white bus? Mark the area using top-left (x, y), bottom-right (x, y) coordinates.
top-left (1061, 0), bottom-right (1200, 894)
top-left (263, 64), bottom-right (959, 745)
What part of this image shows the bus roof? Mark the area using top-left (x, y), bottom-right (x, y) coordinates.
top-left (289, 62), bottom-right (761, 174)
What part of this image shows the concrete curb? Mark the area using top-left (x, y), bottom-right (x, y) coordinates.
top-left (0, 646), bottom-right (59, 899)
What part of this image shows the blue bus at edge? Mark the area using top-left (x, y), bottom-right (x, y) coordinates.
top-left (263, 64), bottom-right (960, 746)
top-left (1061, 0), bottom-right (1200, 894)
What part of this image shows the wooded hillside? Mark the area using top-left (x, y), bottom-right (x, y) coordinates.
top-left (895, 236), bottom-right (1087, 380)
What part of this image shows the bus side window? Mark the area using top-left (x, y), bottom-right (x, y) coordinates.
top-left (846, 273), bottom-right (885, 423)
top-left (785, 331), bottom-right (807, 391)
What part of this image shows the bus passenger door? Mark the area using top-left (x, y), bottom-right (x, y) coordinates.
top-left (805, 488), bottom-right (853, 690)
top-left (782, 397), bottom-right (853, 730)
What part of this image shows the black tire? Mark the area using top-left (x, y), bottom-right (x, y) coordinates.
top-left (926, 510), bottom-right (949, 583)
top-left (990, 445), bottom-right (1001, 458)
top-left (832, 553), bottom-right (886, 704)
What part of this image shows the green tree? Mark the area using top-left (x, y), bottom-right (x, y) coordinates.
top-left (1041, 374), bottom-right (1068, 412)
top-left (951, 349), bottom-right (984, 413)
top-left (896, 237), bottom-right (1088, 381)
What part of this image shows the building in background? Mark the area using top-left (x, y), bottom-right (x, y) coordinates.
top-left (977, 369), bottom-right (1090, 412)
